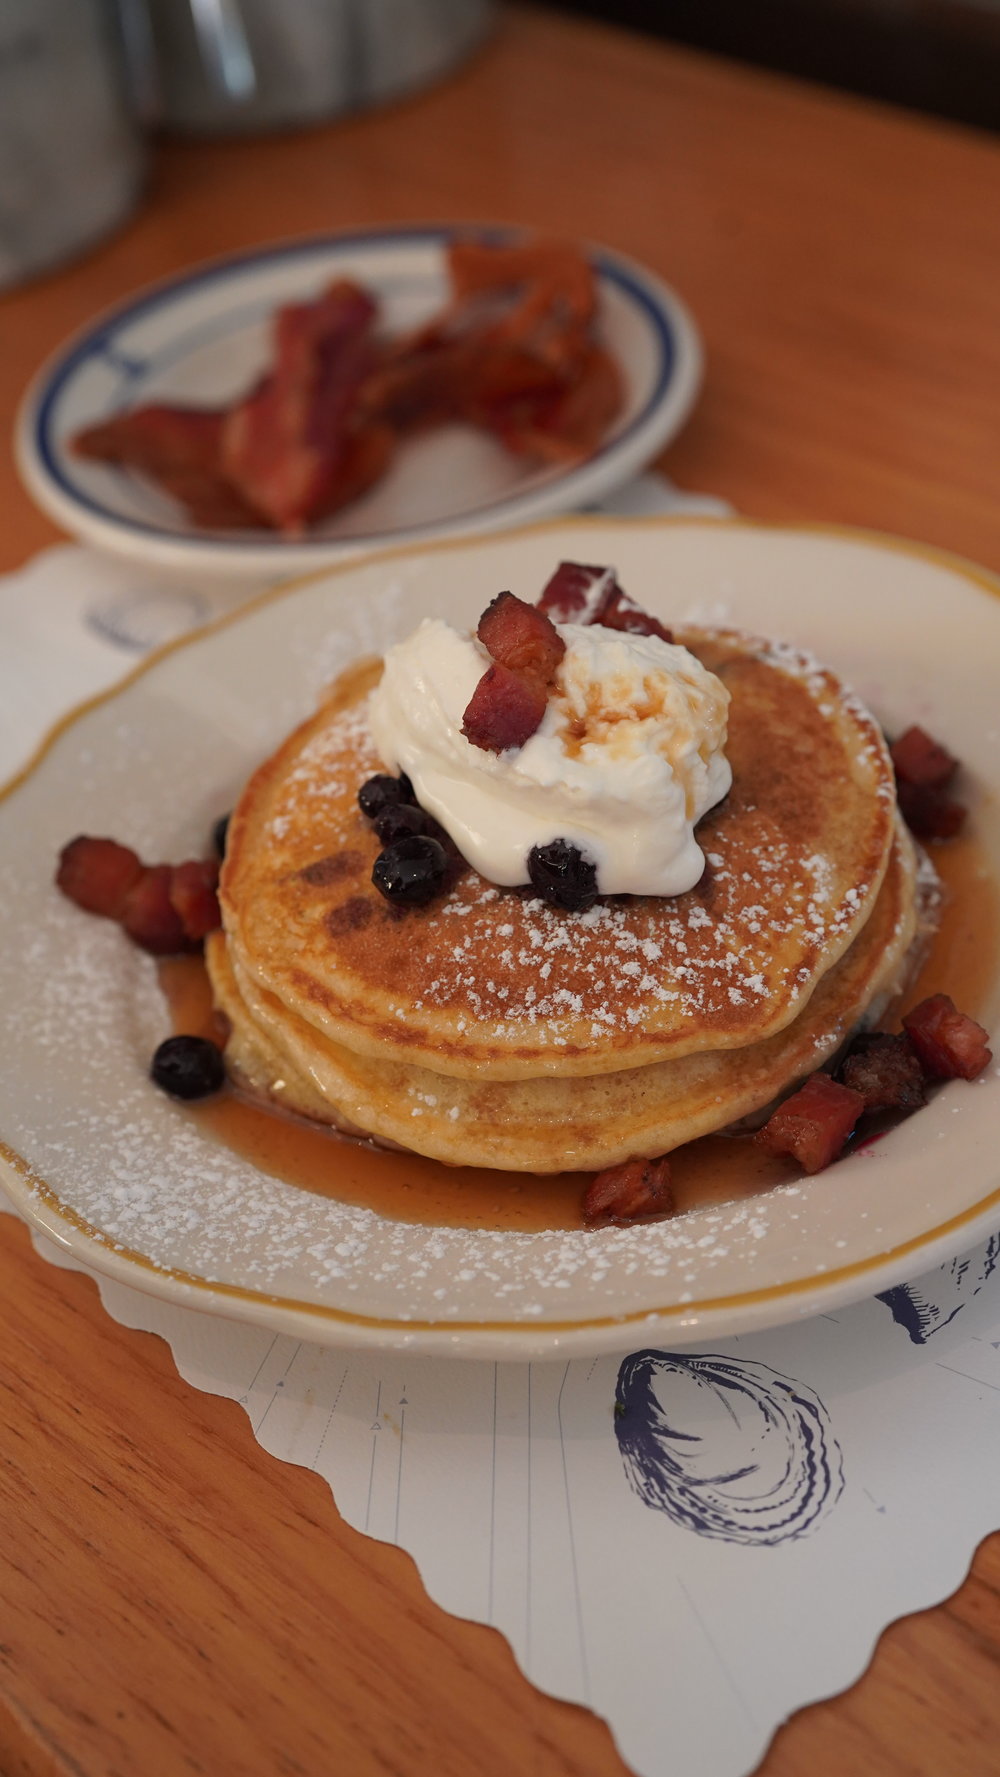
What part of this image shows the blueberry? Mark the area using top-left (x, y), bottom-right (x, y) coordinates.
top-left (373, 802), bottom-right (434, 846)
top-left (527, 839), bottom-right (599, 912)
top-left (212, 813), bottom-right (231, 858)
top-left (151, 1035), bottom-right (226, 1100)
top-left (372, 835), bottom-right (448, 906)
top-left (358, 773), bottom-right (416, 820)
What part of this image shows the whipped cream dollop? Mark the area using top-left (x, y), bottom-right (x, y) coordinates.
top-left (367, 616), bottom-right (732, 897)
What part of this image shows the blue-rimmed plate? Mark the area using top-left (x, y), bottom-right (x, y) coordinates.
top-left (15, 226), bottom-right (703, 581)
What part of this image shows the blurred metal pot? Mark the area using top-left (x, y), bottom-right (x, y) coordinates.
top-left (0, 0), bottom-right (146, 291)
top-left (144, 0), bottom-right (495, 135)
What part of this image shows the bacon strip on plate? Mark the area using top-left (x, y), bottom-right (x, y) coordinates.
top-left (221, 280), bottom-right (392, 533)
top-left (72, 405), bottom-right (263, 530)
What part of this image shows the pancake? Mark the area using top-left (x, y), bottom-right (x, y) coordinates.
top-left (219, 628), bottom-right (897, 1082)
top-left (207, 821), bottom-right (920, 1170)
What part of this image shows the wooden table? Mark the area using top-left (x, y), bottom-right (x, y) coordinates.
top-left (3, 9), bottom-right (1000, 1774)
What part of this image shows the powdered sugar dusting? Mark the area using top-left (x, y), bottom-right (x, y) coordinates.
top-left (238, 639), bottom-right (894, 1060)
top-left (1, 868), bottom-right (825, 1324)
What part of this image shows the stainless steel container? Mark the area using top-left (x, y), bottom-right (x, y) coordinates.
top-left (0, 0), bottom-right (145, 291)
top-left (145, 0), bottom-right (495, 135)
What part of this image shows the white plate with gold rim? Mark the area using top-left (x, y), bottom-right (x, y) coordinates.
top-left (1, 517), bottom-right (998, 1358)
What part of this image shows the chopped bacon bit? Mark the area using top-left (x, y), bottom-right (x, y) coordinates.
top-left (222, 280), bottom-right (382, 532)
top-left (477, 591), bottom-right (566, 682)
top-left (838, 1032), bottom-right (926, 1112)
top-left (56, 838), bottom-right (221, 954)
top-left (168, 859), bottom-right (222, 942)
top-left (891, 725), bottom-right (959, 790)
top-left (902, 994), bottom-right (993, 1081)
top-left (463, 591), bottom-right (566, 753)
top-left (756, 1073), bottom-right (864, 1174)
top-left (895, 780), bottom-right (966, 840)
top-left (537, 561), bottom-right (614, 621)
top-left (56, 836), bottom-right (144, 920)
top-left (462, 662), bottom-right (549, 753)
top-left (889, 723), bottom-right (966, 839)
top-left (462, 564), bottom-right (675, 756)
top-left (121, 865), bottom-right (191, 955)
top-left (537, 560), bottom-right (673, 643)
top-left (583, 1156), bottom-right (674, 1224)
top-left (599, 586), bottom-right (675, 645)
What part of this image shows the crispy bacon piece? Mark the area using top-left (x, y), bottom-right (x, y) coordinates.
top-left (599, 586), bottom-right (675, 644)
top-left (537, 561), bottom-right (673, 643)
top-left (168, 858), bottom-right (222, 942)
top-left (360, 336), bottom-right (473, 431)
top-left (459, 340), bottom-right (621, 463)
top-left (890, 723), bottom-right (966, 839)
top-left (447, 239), bottom-right (598, 355)
top-left (399, 240), bottom-right (597, 375)
top-left (891, 725), bottom-right (959, 790)
top-left (895, 780), bottom-right (966, 840)
top-left (537, 561), bottom-right (614, 622)
top-left (756, 1073), bottom-right (864, 1174)
top-left (477, 591), bottom-right (566, 681)
top-left (463, 592), bottom-right (566, 752)
top-left (838, 1032), bottom-right (926, 1112)
top-left (375, 237), bottom-right (621, 464)
top-left (366, 328), bottom-right (619, 466)
top-left (121, 865), bottom-right (190, 955)
top-left (902, 994), bottom-right (993, 1081)
top-left (462, 662), bottom-right (549, 753)
top-left (500, 341), bottom-right (622, 462)
top-left (72, 405), bottom-right (263, 530)
top-left (583, 1156), bottom-right (674, 1224)
top-left (72, 240), bottom-right (623, 531)
top-left (56, 839), bottom-right (221, 954)
top-left (221, 279), bottom-right (383, 533)
top-left (56, 836), bottom-right (145, 920)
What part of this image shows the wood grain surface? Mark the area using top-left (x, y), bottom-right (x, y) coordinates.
top-left (2, 7), bottom-right (1000, 1774)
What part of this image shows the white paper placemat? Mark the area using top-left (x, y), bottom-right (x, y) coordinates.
top-left (5, 1191), bottom-right (1000, 1777)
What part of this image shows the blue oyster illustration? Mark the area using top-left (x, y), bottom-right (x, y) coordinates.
top-left (614, 1350), bottom-right (844, 1545)
top-left (876, 1234), bottom-right (1000, 1344)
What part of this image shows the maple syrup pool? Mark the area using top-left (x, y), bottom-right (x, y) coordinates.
top-left (157, 833), bottom-right (999, 1235)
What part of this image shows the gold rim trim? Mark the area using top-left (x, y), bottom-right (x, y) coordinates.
top-left (2, 513), bottom-right (999, 1337)
top-left (4, 1138), bottom-right (1000, 1334)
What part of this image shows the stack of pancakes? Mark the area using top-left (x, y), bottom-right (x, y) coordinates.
top-left (207, 627), bottom-right (929, 1172)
